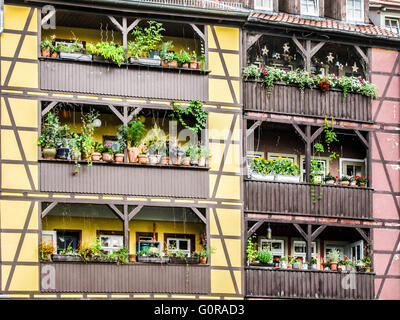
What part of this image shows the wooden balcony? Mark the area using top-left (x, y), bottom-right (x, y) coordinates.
top-left (246, 267), bottom-right (375, 300)
top-left (39, 160), bottom-right (209, 199)
top-left (244, 180), bottom-right (372, 219)
top-left (40, 262), bottom-right (210, 294)
top-left (39, 58), bottom-right (208, 101)
top-left (244, 81), bottom-right (372, 122)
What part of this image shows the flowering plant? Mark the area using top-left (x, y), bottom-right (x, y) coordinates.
top-left (324, 172), bottom-right (337, 182)
top-left (39, 241), bottom-right (55, 261)
top-left (273, 157), bottom-right (300, 176)
top-left (318, 77), bottom-right (331, 93)
top-left (293, 256), bottom-right (303, 263)
top-left (251, 156), bottom-right (274, 175)
top-left (338, 256), bottom-right (352, 266)
top-left (273, 257), bottom-right (280, 263)
top-left (356, 176), bottom-right (369, 185)
top-left (311, 257), bottom-right (318, 265)
top-left (101, 144), bottom-right (114, 155)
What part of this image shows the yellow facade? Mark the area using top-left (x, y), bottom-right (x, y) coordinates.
top-left (0, 3), bottom-right (243, 299)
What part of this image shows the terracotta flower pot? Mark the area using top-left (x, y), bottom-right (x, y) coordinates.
top-left (199, 257), bottom-right (207, 264)
top-left (161, 156), bottom-right (170, 165)
top-left (42, 148), bottom-right (57, 160)
top-left (128, 147), bottom-right (139, 163)
top-left (287, 264), bottom-right (292, 269)
top-left (167, 60), bottom-right (178, 68)
top-left (190, 61), bottom-right (198, 69)
top-left (340, 181), bottom-right (350, 186)
top-left (114, 153), bottom-right (124, 163)
top-left (148, 154), bottom-right (159, 165)
top-left (71, 150), bottom-right (81, 161)
top-left (172, 156), bottom-right (182, 166)
top-left (181, 63), bottom-right (189, 69)
top-left (129, 254), bottom-right (136, 263)
top-left (102, 152), bottom-right (113, 162)
top-left (325, 180), bottom-right (335, 185)
top-left (138, 154), bottom-right (148, 164)
top-left (197, 61), bottom-right (202, 69)
top-left (198, 157), bottom-right (206, 167)
top-left (330, 262), bottom-right (338, 271)
top-left (91, 152), bottom-right (101, 162)
top-left (183, 157), bottom-right (191, 166)
top-left (51, 51), bottom-right (59, 58)
top-left (41, 48), bottom-right (51, 57)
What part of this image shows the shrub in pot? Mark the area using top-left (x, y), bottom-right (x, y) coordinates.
top-left (101, 144), bottom-right (114, 162)
top-left (324, 172), bottom-right (337, 185)
top-left (257, 249), bottom-right (274, 267)
top-left (170, 144), bottom-right (185, 165)
top-left (176, 49), bottom-right (191, 68)
top-left (339, 176), bottom-right (350, 186)
top-left (123, 117), bottom-right (147, 163)
top-left (91, 142), bottom-right (103, 161)
top-left (190, 51), bottom-right (198, 69)
top-left (40, 40), bottom-right (52, 57)
top-left (292, 257), bottom-right (303, 270)
top-left (38, 112), bottom-right (60, 160)
top-left (199, 247), bottom-right (212, 264)
top-left (198, 145), bottom-right (209, 167)
top-left (327, 248), bottom-right (340, 271)
top-left (55, 124), bottom-right (72, 159)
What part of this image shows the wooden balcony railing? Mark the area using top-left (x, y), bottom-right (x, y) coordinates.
top-left (39, 58), bottom-right (208, 101)
top-left (244, 180), bottom-right (372, 219)
top-left (40, 262), bottom-right (210, 294)
top-left (246, 267), bottom-right (375, 300)
top-left (244, 81), bottom-right (372, 122)
top-left (39, 160), bottom-right (209, 199)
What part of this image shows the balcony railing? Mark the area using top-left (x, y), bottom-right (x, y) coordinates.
top-left (41, 262), bottom-right (210, 294)
top-left (39, 58), bottom-right (209, 101)
top-left (244, 82), bottom-right (372, 122)
top-left (244, 180), bottom-right (372, 219)
top-left (39, 160), bottom-right (209, 199)
top-left (246, 267), bottom-right (375, 300)
top-left (131, 0), bottom-right (248, 10)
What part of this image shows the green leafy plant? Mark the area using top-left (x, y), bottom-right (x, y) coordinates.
top-left (246, 234), bottom-right (258, 264)
top-left (128, 20), bottom-right (165, 59)
top-left (257, 249), bottom-right (273, 264)
top-left (127, 117), bottom-right (147, 148)
top-left (89, 41), bottom-right (126, 67)
top-left (38, 112), bottom-right (60, 149)
top-left (327, 248), bottom-right (340, 263)
top-left (172, 100), bottom-right (208, 133)
top-left (80, 110), bottom-right (100, 166)
top-left (176, 49), bottom-right (191, 66)
top-left (158, 41), bottom-right (174, 62)
top-left (101, 144), bottom-right (114, 155)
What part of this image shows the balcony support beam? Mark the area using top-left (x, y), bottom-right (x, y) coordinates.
top-left (108, 16), bottom-right (141, 52)
top-left (41, 101), bottom-right (58, 117)
top-left (246, 120), bottom-right (262, 138)
top-left (292, 36), bottom-right (325, 72)
top-left (189, 24), bottom-right (205, 42)
top-left (356, 227), bottom-right (371, 244)
top-left (191, 207), bottom-right (207, 225)
top-left (128, 205), bottom-right (144, 221)
top-left (41, 201), bottom-right (58, 218)
top-left (246, 220), bottom-right (264, 238)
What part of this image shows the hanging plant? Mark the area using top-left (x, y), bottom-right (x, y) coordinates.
top-left (171, 100), bottom-right (208, 133)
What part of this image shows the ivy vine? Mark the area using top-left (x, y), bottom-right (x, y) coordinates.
top-left (171, 99), bottom-right (208, 133)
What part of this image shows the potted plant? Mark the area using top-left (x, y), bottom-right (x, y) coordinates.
top-left (183, 146), bottom-right (192, 166)
top-left (198, 145), bottom-right (209, 167)
top-left (246, 235), bottom-right (258, 265)
top-left (250, 157), bottom-right (275, 181)
top-left (327, 248), bottom-right (340, 271)
top-left (101, 144), bottom-right (114, 162)
top-left (324, 172), bottom-right (337, 185)
top-left (40, 39), bottom-right (53, 57)
top-left (147, 138), bottom-right (167, 165)
top-left (311, 257), bottom-right (318, 270)
top-left (287, 256), bottom-right (294, 269)
top-left (51, 243), bottom-right (83, 263)
top-left (273, 257), bottom-right (280, 268)
top-left (126, 117), bottom-right (146, 163)
top-left (338, 256), bottom-right (353, 272)
top-left (349, 176), bottom-right (357, 186)
top-left (57, 38), bottom-right (92, 62)
top-left (38, 112), bottom-right (60, 160)
top-left (186, 144), bottom-right (200, 166)
top-left (356, 176), bottom-right (369, 187)
top-left (91, 142), bottom-right (103, 161)
top-left (39, 241), bottom-right (56, 262)
top-left (190, 51), bottom-right (198, 69)
top-left (274, 157), bottom-right (301, 183)
top-left (80, 110), bottom-right (99, 166)
top-left (199, 247), bottom-right (212, 264)
top-left (138, 143), bottom-right (149, 164)
top-left (257, 249), bottom-right (274, 267)
top-left (158, 41), bottom-right (174, 67)
top-left (361, 257), bottom-right (372, 272)
top-left (128, 20), bottom-right (165, 66)
top-left (292, 256), bottom-right (303, 270)
top-left (339, 176), bottom-right (350, 186)
top-left (280, 256), bottom-right (288, 269)
top-left (302, 260), bottom-right (309, 270)
top-left (170, 143), bottom-right (185, 165)
top-left (86, 41), bottom-right (125, 67)
top-left (55, 124), bottom-right (72, 160)
top-left (114, 144), bottom-right (125, 163)
top-left (177, 49), bottom-right (191, 68)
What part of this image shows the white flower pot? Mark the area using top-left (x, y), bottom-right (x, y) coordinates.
top-left (281, 262), bottom-right (287, 269)
top-left (251, 172), bottom-right (275, 182)
top-left (275, 175), bottom-right (300, 183)
top-left (60, 52), bottom-right (92, 61)
top-left (302, 264), bottom-right (309, 270)
top-left (312, 264), bottom-right (317, 270)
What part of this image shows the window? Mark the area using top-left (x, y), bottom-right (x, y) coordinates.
top-left (100, 234), bottom-right (123, 253)
top-left (167, 238), bottom-right (191, 257)
top-left (292, 241), bottom-right (317, 261)
top-left (56, 230), bottom-right (80, 253)
top-left (346, 0), bottom-right (363, 22)
top-left (254, 0), bottom-right (273, 11)
top-left (247, 151), bottom-right (265, 176)
top-left (260, 239), bottom-right (285, 259)
top-left (300, 156), bottom-right (329, 183)
top-left (385, 18), bottom-right (400, 34)
top-left (42, 230), bottom-right (57, 253)
top-left (301, 0), bottom-right (319, 17)
top-left (340, 158), bottom-right (366, 177)
top-left (325, 245), bottom-right (345, 260)
top-left (350, 240), bottom-right (364, 261)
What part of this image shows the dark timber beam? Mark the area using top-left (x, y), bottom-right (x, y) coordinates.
top-left (107, 204), bottom-right (124, 221)
top-left (41, 201), bottom-right (58, 218)
top-left (292, 35), bottom-right (325, 72)
top-left (189, 23), bottom-right (205, 41)
top-left (356, 228), bottom-right (371, 244)
top-left (354, 129), bottom-right (369, 149)
top-left (247, 220), bottom-right (264, 238)
top-left (108, 16), bottom-right (141, 52)
top-left (41, 101), bottom-right (58, 116)
top-left (128, 205), bottom-right (144, 221)
top-left (191, 207), bottom-right (207, 225)
top-left (311, 225), bottom-right (327, 241)
top-left (293, 223), bottom-right (308, 241)
top-left (246, 120), bottom-right (262, 138)
top-left (305, 125), bottom-right (312, 183)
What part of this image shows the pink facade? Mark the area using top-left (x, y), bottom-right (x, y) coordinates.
top-left (371, 48), bottom-right (400, 299)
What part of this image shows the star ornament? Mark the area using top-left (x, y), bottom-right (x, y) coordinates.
top-left (283, 43), bottom-right (290, 53)
top-left (274, 53), bottom-right (281, 59)
top-left (352, 62), bottom-right (359, 73)
top-left (338, 63), bottom-right (344, 70)
top-left (261, 46), bottom-right (269, 56)
top-left (327, 52), bottom-right (334, 63)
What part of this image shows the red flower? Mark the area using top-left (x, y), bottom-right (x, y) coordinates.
top-left (344, 257), bottom-right (348, 260)
top-left (336, 176), bottom-right (339, 179)
top-left (285, 70), bottom-right (289, 73)
top-left (329, 259), bottom-right (332, 262)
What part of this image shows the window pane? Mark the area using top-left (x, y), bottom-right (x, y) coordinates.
top-left (179, 240), bottom-right (189, 251)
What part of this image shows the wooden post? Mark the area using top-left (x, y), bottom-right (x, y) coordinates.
top-left (306, 224), bottom-right (312, 265)
top-left (123, 204), bottom-right (129, 251)
top-left (305, 125), bottom-right (311, 183)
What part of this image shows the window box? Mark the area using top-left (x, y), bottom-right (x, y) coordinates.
top-left (51, 254), bottom-right (82, 263)
top-left (136, 256), bottom-right (170, 264)
top-left (170, 256), bottom-right (200, 264)
top-left (274, 175), bottom-right (301, 183)
top-left (59, 52), bottom-right (92, 62)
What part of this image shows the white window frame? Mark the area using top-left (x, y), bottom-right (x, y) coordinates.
top-left (349, 240), bottom-right (364, 261)
top-left (247, 151), bottom-right (265, 176)
top-left (167, 238), bottom-right (191, 257)
top-left (300, 0), bottom-right (319, 17)
top-left (300, 155), bottom-right (329, 183)
top-left (267, 152), bottom-right (297, 164)
top-left (254, 0), bottom-right (273, 11)
top-left (325, 241), bottom-right (349, 260)
top-left (339, 158), bottom-right (366, 178)
top-left (42, 230), bottom-right (57, 253)
top-left (385, 17), bottom-right (400, 34)
top-left (346, 0), bottom-right (364, 23)
top-left (99, 234), bottom-right (124, 253)
top-left (292, 240), bottom-right (317, 261)
top-left (259, 239), bottom-right (285, 258)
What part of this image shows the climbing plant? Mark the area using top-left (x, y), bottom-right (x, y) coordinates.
top-left (171, 99), bottom-right (208, 133)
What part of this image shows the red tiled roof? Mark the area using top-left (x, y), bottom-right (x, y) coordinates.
top-left (250, 11), bottom-right (400, 39)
